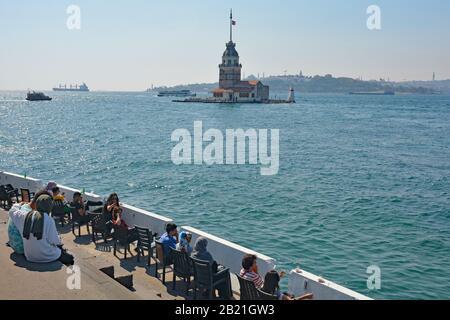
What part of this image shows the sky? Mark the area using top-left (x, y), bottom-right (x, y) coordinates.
top-left (0, 0), bottom-right (449, 91)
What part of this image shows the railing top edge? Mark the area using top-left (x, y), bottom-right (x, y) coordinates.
top-left (1, 171), bottom-right (42, 183)
top-left (182, 226), bottom-right (275, 262)
top-left (121, 203), bottom-right (173, 222)
top-left (289, 269), bottom-right (373, 300)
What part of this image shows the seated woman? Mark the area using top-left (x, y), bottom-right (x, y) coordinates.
top-left (9, 192), bottom-right (74, 265)
top-left (112, 206), bottom-right (139, 244)
top-left (102, 193), bottom-right (122, 233)
top-left (103, 193), bottom-right (121, 221)
top-left (262, 270), bottom-right (313, 300)
top-left (176, 231), bottom-right (193, 255)
top-left (192, 237), bottom-right (231, 299)
top-left (8, 189), bottom-right (52, 255)
top-left (45, 181), bottom-right (57, 195)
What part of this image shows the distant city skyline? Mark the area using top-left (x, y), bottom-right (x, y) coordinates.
top-left (1, 0), bottom-right (449, 91)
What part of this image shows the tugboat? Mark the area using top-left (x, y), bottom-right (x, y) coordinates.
top-left (26, 91), bottom-right (52, 101)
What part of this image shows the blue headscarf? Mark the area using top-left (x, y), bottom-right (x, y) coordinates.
top-left (178, 231), bottom-right (193, 255)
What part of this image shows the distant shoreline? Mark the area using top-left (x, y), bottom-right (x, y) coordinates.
top-left (152, 74), bottom-right (449, 95)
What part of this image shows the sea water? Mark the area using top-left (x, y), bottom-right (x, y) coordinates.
top-left (1, 91), bottom-right (449, 299)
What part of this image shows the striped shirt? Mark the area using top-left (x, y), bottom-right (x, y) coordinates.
top-left (240, 269), bottom-right (264, 289)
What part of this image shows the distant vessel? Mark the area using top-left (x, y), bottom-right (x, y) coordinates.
top-left (157, 90), bottom-right (196, 97)
top-left (349, 90), bottom-right (395, 96)
top-left (53, 83), bottom-right (90, 92)
top-left (26, 91), bottom-right (52, 101)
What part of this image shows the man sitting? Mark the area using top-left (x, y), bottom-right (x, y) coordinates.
top-left (159, 223), bottom-right (178, 257)
top-left (52, 187), bottom-right (65, 202)
top-left (70, 192), bottom-right (91, 224)
top-left (240, 254), bottom-right (264, 289)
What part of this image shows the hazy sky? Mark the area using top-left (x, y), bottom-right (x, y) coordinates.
top-left (1, 0), bottom-right (449, 91)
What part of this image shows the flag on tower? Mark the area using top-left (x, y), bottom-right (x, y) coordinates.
top-left (232, 20), bottom-right (236, 26)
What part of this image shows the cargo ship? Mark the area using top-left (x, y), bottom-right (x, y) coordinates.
top-left (53, 83), bottom-right (90, 92)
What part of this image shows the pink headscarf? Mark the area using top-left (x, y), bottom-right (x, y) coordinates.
top-left (46, 181), bottom-right (57, 194)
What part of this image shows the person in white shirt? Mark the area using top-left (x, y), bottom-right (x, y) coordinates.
top-left (10, 192), bottom-right (73, 264)
top-left (8, 190), bottom-right (49, 254)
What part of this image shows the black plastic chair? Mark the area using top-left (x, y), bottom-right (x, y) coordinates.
top-left (51, 200), bottom-right (69, 227)
top-left (257, 288), bottom-right (278, 301)
top-left (20, 188), bottom-right (35, 203)
top-left (191, 257), bottom-right (231, 300)
top-left (113, 225), bottom-right (135, 259)
top-left (0, 185), bottom-right (16, 209)
top-left (90, 212), bottom-right (112, 243)
top-left (154, 240), bottom-right (173, 284)
top-left (135, 226), bottom-right (156, 267)
top-left (236, 273), bottom-right (260, 300)
top-left (5, 184), bottom-right (19, 202)
top-left (170, 247), bottom-right (193, 294)
top-left (85, 200), bottom-right (103, 213)
top-left (69, 206), bottom-right (91, 237)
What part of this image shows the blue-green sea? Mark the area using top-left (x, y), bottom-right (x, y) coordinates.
top-left (1, 91), bottom-right (449, 299)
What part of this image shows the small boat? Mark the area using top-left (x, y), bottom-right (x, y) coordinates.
top-left (157, 90), bottom-right (196, 97)
top-left (26, 91), bottom-right (52, 101)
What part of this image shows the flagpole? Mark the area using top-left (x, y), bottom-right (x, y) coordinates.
top-left (230, 9), bottom-right (233, 42)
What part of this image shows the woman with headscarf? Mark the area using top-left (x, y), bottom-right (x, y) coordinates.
top-left (192, 237), bottom-right (215, 266)
top-left (10, 192), bottom-right (74, 265)
top-left (176, 231), bottom-right (193, 255)
top-left (45, 181), bottom-right (57, 195)
top-left (191, 237), bottom-right (231, 299)
top-left (6, 189), bottom-right (49, 255)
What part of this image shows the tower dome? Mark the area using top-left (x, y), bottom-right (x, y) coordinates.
top-left (223, 41), bottom-right (239, 58)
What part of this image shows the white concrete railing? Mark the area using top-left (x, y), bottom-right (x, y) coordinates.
top-left (288, 269), bottom-right (372, 300)
top-left (57, 188), bottom-right (174, 235)
top-left (121, 204), bottom-right (173, 237)
top-left (0, 171), bottom-right (44, 193)
top-left (0, 170), bottom-right (371, 300)
top-left (57, 184), bottom-right (103, 203)
top-left (0, 172), bottom-right (173, 237)
top-left (181, 226), bottom-right (276, 277)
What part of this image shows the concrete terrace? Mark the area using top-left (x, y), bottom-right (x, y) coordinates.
top-left (0, 208), bottom-right (195, 300)
top-left (0, 171), bottom-right (371, 300)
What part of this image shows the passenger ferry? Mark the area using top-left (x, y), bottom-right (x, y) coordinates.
top-left (157, 90), bottom-right (196, 98)
top-left (26, 91), bottom-right (52, 101)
